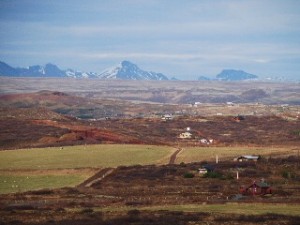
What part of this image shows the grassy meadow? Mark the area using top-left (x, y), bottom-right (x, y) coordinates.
top-left (0, 144), bottom-right (294, 194)
top-left (175, 146), bottom-right (292, 163)
top-left (0, 173), bottom-right (84, 194)
top-left (0, 144), bottom-right (174, 193)
top-left (0, 144), bottom-right (174, 170)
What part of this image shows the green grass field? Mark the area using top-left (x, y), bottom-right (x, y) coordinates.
top-left (0, 144), bottom-right (174, 193)
top-left (0, 145), bottom-right (293, 194)
top-left (0, 174), bottom-right (84, 194)
top-left (0, 144), bottom-right (174, 170)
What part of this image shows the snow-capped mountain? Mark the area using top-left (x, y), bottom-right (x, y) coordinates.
top-left (0, 60), bottom-right (169, 80)
top-left (22, 64), bottom-right (66, 77)
top-left (98, 61), bottom-right (169, 80)
top-left (65, 69), bottom-right (98, 78)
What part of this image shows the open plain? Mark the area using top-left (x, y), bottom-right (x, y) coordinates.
top-left (0, 78), bottom-right (299, 224)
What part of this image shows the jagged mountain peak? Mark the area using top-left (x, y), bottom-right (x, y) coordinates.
top-left (120, 60), bottom-right (134, 66)
top-left (99, 60), bottom-right (169, 80)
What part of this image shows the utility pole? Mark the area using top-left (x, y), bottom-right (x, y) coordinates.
top-left (297, 149), bottom-right (299, 169)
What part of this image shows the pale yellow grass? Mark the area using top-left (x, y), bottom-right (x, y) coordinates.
top-left (175, 146), bottom-right (293, 163)
top-left (142, 203), bottom-right (300, 216)
top-left (100, 203), bottom-right (300, 216)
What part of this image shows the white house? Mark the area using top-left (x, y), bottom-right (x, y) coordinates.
top-left (200, 138), bottom-right (214, 145)
top-left (179, 132), bottom-right (192, 139)
top-left (198, 168), bottom-right (208, 174)
top-left (161, 114), bottom-right (173, 121)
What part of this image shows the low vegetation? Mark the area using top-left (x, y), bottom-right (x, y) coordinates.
top-left (0, 81), bottom-right (299, 224)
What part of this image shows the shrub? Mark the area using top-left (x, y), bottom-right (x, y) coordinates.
top-left (80, 208), bottom-right (94, 214)
top-left (183, 172), bottom-right (195, 178)
top-left (221, 173), bottom-right (234, 180)
top-left (30, 189), bottom-right (54, 195)
top-left (127, 209), bottom-right (141, 216)
top-left (281, 170), bottom-right (296, 179)
top-left (180, 162), bottom-right (186, 167)
top-left (203, 171), bottom-right (222, 179)
top-left (291, 130), bottom-right (300, 136)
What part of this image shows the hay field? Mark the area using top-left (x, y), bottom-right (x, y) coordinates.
top-left (0, 144), bottom-right (174, 170)
top-left (0, 144), bottom-right (174, 193)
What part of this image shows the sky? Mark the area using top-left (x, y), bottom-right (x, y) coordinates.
top-left (0, 0), bottom-right (300, 80)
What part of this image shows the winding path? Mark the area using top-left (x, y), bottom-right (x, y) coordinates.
top-left (78, 168), bottom-right (115, 188)
top-left (169, 148), bottom-right (182, 164)
top-left (79, 147), bottom-right (183, 188)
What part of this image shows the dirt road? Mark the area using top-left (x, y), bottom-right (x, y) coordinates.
top-left (169, 148), bottom-right (182, 164)
top-left (77, 168), bottom-right (115, 188)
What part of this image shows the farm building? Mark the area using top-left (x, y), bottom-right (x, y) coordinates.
top-left (200, 138), bottom-right (214, 145)
top-left (199, 164), bottom-right (214, 174)
top-left (198, 168), bottom-right (208, 174)
top-left (179, 132), bottom-right (192, 139)
top-left (240, 180), bottom-right (272, 196)
top-left (233, 155), bottom-right (260, 162)
top-left (161, 114), bottom-right (173, 121)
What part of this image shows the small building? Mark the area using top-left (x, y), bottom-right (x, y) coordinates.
top-left (240, 180), bottom-right (272, 196)
top-left (198, 168), bottom-right (208, 174)
top-left (233, 155), bottom-right (260, 162)
top-left (200, 138), bottom-right (213, 145)
top-left (234, 115), bottom-right (245, 122)
top-left (161, 114), bottom-right (173, 121)
top-left (179, 132), bottom-right (192, 139)
top-left (194, 102), bottom-right (202, 107)
top-left (198, 164), bottom-right (214, 175)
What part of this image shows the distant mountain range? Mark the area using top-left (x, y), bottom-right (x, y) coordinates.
top-left (198, 70), bottom-right (300, 82)
top-left (98, 61), bottom-right (168, 80)
top-left (0, 60), bottom-right (169, 80)
top-left (2, 60), bottom-right (293, 82)
top-left (216, 69), bottom-right (258, 81)
top-left (198, 70), bottom-right (258, 81)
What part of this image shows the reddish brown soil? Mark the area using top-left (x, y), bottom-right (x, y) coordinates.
top-left (0, 113), bottom-right (299, 150)
top-left (0, 90), bottom-right (299, 149)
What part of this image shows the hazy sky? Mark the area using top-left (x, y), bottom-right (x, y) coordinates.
top-left (0, 0), bottom-right (299, 80)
